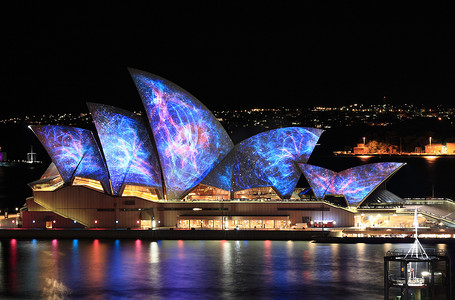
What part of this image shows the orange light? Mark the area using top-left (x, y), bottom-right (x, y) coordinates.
top-left (425, 156), bottom-right (438, 161)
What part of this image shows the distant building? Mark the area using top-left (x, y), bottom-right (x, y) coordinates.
top-left (446, 142), bottom-right (455, 154)
top-left (353, 143), bottom-right (369, 154)
top-left (425, 143), bottom-right (445, 154)
top-left (388, 145), bottom-right (398, 154)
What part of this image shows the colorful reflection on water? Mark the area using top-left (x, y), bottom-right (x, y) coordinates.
top-left (1, 239), bottom-right (454, 299)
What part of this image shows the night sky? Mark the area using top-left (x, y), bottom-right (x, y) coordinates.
top-left (1, 2), bottom-right (455, 118)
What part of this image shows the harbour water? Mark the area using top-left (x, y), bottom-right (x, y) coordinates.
top-left (1, 239), bottom-right (453, 299)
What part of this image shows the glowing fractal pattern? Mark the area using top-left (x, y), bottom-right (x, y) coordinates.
top-left (31, 69), bottom-right (405, 204)
top-left (202, 127), bottom-right (323, 198)
top-left (233, 127), bottom-right (323, 197)
top-left (88, 103), bottom-right (162, 196)
top-left (200, 154), bottom-right (235, 193)
top-left (130, 69), bottom-right (234, 199)
top-left (30, 125), bottom-right (110, 192)
top-left (299, 162), bottom-right (405, 205)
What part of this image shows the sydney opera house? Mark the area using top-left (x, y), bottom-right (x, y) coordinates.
top-left (22, 69), bottom-right (406, 229)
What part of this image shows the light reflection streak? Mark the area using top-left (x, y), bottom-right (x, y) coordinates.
top-left (220, 240), bottom-right (234, 289)
top-left (330, 243), bottom-right (340, 282)
top-left (436, 243), bottom-right (447, 251)
top-left (8, 239), bottom-right (17, 294)
top-left (235, 240), bottom-right (241, 253)
top-left (71, 239), bottom-right (79, 286)
top-left (178, 240), bottom-right (185, 259)
top-left (284, 241), bottom-right (299, 285)
top-left (150, 241), bottom-right (159, 264)
top-left (106, 239), bottom-right (123, 296)
top-left (148, 241), bottom-right (161, 292)
top-left (263, 240), bottom-right (273, 284)
top-left (41, 239), bottom-right (71, 298)
top-left (88, 239), bottom-right (105, 287)
top-left (302, 242), bottom-right (315, 284)
top-left (425, 155), bottom-right (438, 161)
top-left (135, 239), bottom-right (142, 264)
top-left (356, 243), bottom-right (366, 256)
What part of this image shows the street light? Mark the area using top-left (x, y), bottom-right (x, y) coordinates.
top-left (429, 137), bottom-right (432, 153)
top-left (363, 137), bottom-right (366, 145)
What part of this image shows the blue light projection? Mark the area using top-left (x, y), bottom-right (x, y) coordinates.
top-left (202, 127), bottom-right (323, 198)
top-left (30, 125), bottom-right (110, 192)
top-left (88, 103), bottom-right (163, 197)
top-left (297, 164), bottom-right (336, 201)
top-left (129, 69), bottom-right (234, 199)
top-left (200, 154), bottom-right (235, 193)
top-left (232, 127), bottom-right (323, 198)
top-left (299, 162), bottom-right (405, 205)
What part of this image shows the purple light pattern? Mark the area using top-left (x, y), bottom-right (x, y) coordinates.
top-left (202, 127), bottom-right (323, 198)
top-left (232, 127), bottom-right (323, 197)
top-left (88, 103), bottom-right (162, 196)
top-left (30, 125), bottom-right (110, 192)
top-left (130, 69), bottom-right (233, 199)
top-left (299, 162), bottom-right (405, 205)
top-left (200, 154), bottom-right (234, 192)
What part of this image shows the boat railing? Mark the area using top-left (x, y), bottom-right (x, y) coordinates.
top-left (385, 248), bottom-right (447, 257)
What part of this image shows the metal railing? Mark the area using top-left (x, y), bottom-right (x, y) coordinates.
top-left (385, 248), bottom-right (447, 257)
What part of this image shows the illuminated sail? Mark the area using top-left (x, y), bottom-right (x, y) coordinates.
top-left (88, 103), bottom-right (163, 197)
top-left (130, 69), bottom-right (234, 199)
top-left (299, 162), bottom-right (405, 205)
top-left (202, 127), bottom-right (323, 198)
top-left (30, 125), bottom-right (110, 193)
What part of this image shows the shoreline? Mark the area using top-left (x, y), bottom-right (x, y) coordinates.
top-left (0, 229), bottom-right (324, 241)
top-left (1, 229), bottom-right (455, 244)
top-left (333, 153), bottom-right (455, 158)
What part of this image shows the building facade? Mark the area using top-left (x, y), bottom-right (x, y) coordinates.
top-left (23, 69), bottom-right (405, 229)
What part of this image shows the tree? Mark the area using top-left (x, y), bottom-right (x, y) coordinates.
top-left (366, 140), bottom-right (390, 154)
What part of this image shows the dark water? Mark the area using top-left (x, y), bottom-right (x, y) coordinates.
top-left (1, 239), bottom-right (453, 299)
top-left (0, 164), bottom-right (47, 211)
